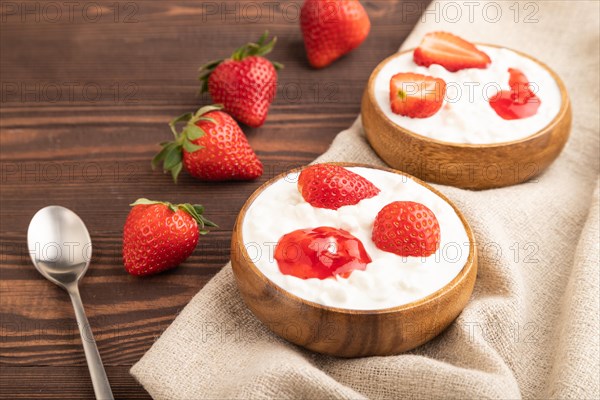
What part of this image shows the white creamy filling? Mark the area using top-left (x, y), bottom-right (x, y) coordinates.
top-left (242, 167), bottom-right (470, 310)
top-left (374, 46), bottom-right (562, 144)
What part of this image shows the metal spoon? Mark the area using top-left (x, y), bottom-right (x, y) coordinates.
top-left (27, 206), bottom-right (114, 400)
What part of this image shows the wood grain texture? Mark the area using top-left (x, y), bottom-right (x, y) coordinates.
top-left (231, 163), bottom-right (477, 358)
top-left (362, 46), bottom-right (572, 189)
top-left (0, 0), bottom-right (431, 397)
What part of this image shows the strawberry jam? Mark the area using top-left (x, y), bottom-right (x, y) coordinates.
top-left (489, 68), bottom-right (541, 120)
top-left (274, 227), bottom-right (371, 280)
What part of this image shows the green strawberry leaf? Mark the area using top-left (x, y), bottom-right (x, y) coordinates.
top-left (201, 217), bottom-right (218, 228)
top-left (170, 162), bottom-right (183, 184)
top-left (194, 104), bottom-right (223, 117)
top-left (182, 139), bottom-right (202, 153)
top-left (199, 59), bottom-right (222, 71)
top-left (178, 203), bottom-right (219, 229)
top-left (170, 112), bottom-right (193, 124)
top-left (185, 124), bottom-right (204, 140)
top-left (198, 59), bottom-right (223, 94)
top-left (151, 143), bottom-right (173, 170)
top-left (130, 198), bottom-right (164, 206)
top-left (196, 116), bottom-right (215, 124)
top-left (199, 78), bottom-right (209, 94)
top-left (255, 36), bottom-right (276, 57)
top-left (179, 203), bottom-right (197, 220)
top-left (163, 146), bottom-right (182, 170)
top-left (169, 112), bottom-right (193, 137)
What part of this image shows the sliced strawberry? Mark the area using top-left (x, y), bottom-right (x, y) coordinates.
top-left (389, 72), bottom-right (446, 118)
top-left (413, 32), bottom-right (491, 72)
top-left (507, 67), bottom-right (535, 103)
top-left (297, 164), bottom-right (380, 210)
top-left (372, 201), bottom-right (441, 258)
top-left (489, 68), bottom-right (540, 120)
top-left (508, 68), bottom-right (529, 89)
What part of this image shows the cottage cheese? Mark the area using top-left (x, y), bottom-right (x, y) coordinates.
top-left (242, 167), bottom-right (471, 310)
top-left (373, 46), bottom-right (561, 144)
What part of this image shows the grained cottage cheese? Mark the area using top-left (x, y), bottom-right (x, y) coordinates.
top-left (242, 167), bottom-right (471, 310)
top-left (373, 46), bottom-right (561, 144)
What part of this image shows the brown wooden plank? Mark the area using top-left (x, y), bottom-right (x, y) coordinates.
top-left (1, 0), bottom-right (430, 397)
top-left (0, 365), bottom-right (151, 399)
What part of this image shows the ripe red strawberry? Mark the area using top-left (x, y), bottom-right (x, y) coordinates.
top-left (297, 164), bottom-right (380, 210)
top-left (300, 0), bottom-right (371, 68)
top-left (413, 32), bottom-right (491, 72)
top-left (123, 198), bottom-right (217, 276)
top-left (153, 104), bottom-right (263, 182)
top-left (372, 201), bottom-right (440, 257)
top-left (390, 73), bottom-right (446, 118)
top-left (199, 31), bottom-right (282, 128)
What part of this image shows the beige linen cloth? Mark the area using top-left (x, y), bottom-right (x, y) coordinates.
top-left (131, 1), bottom-right (600, 398)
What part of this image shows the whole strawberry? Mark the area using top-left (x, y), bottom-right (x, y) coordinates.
top-left (123, 198), bottom-right (217, 276)
top-left (153, 104), bottom-right (263, 182)
top-left (199, 31), bottom-right (282, 128)
top-left (372, 201), bottom-right (441, 257)
top-left (298, 164), bottom-right (380, 210)
top-left (300, 0), bottom-right (371, 68)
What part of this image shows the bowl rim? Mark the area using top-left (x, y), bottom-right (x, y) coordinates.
top-left (233, 162), bottom-right (477, 315)
top-left (365, 43), bottom-right (570, 148)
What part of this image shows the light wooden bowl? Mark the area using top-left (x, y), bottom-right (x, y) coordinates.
top-left (361, 45), bottom-right (571, 190)
top-left (231, 163), bottom-right (477, 358)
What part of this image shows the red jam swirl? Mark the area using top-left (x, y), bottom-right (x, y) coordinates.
top-left (489, 68), bottom-right (541, 120)
top-left (274, 227), bottom-right (372, 280)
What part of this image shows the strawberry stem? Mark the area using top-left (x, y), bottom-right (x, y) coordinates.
top-left (130, 198), bottom-right (218, 232)
top-left (152, 104), bottom-right (223, 183)
top-left (198, 31), bottom-right (283, 94)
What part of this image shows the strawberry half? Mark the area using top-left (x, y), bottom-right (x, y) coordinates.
top-left (300, 0), bottom-right (371, 68)
top-left (123, 198), bottom-right (217, 276)
top-left (372, 201), bottom-right (440, 257)
top-left (389, 73), bottom-right (446, 118)
top-left (297, 164), bottom-right (380, 210)
top-left (413, 32), bottom-right (491, 72)
top-left (153, 104), bottom-right (263, 182)
top-left (198, 31), bottom-right (282, 128)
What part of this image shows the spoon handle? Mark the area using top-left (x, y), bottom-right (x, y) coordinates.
top-left (68, 285), bottom-right (114, 400)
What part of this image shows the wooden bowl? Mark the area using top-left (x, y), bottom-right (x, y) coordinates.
top-left (361, 45), bottom-right (572, 190)
top-left (231, 163), bottom-right (477, 358)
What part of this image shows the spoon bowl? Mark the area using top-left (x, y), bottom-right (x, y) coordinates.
top-left (27, 205), bottom-right (113, 400)
top-left (28, 205), bottom-right (92, 288)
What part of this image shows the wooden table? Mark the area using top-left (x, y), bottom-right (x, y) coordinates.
top-left (0, 1), bottom-right (429, 397)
